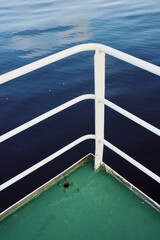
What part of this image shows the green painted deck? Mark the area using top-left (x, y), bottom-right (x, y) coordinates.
top-left (0, 160), bottom-right (159, 240)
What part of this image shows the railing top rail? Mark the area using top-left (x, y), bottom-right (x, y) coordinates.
top-left (0, 43), bottom-right (160, 85)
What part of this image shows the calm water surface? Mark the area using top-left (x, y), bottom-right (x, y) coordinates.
top-left (0, 0), bottom-right (160, 211)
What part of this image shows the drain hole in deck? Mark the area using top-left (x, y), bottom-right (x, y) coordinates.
top-left (63, 182), bottom-right (70, 188)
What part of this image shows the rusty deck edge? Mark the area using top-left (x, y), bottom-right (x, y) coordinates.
top-left (102, 162), bottom-right (160, 212)
top-left (0, 153), bottom-right (94, 221)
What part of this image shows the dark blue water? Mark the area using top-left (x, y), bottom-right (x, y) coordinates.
top-left (0, 0), bottom-right (160, 211)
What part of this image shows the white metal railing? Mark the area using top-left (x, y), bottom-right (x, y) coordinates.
top-left (0, 43), bottom-right (160, 194)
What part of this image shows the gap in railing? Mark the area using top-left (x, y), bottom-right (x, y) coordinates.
top-left (105, 58), bottom-right (160, 128)
top-left (104, 106), bottom-right (160, 173)
top-left (0, 100), bottom-right (94, 183)
top-left (0, 52), bottom-right (95, 135)
top-left (103, 147), bottom-right (160, 204)
top-left (104, 106), bottom-right (160, 203)
top-left (0, 140), bottom-right (95, 213)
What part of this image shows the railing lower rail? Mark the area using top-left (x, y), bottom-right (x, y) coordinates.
top-left (0, 94), bottom-right (95, 144)
top-left (0, 134), bottom-right (95, 191)
top-left (0, 44), bottom-right (159, 203)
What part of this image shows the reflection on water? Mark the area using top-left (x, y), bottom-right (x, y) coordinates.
top-left (0, 0), bottom-right (160, 210)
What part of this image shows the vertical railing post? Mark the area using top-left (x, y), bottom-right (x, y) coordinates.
top-left (94, 49), bottom-right (105, 170)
